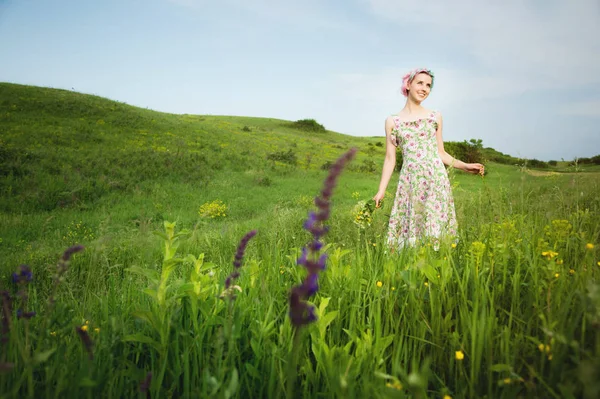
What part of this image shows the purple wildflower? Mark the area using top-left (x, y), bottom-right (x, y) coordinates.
top-left (12, 265), bottom-right (35, 320)
top-left (139, 371), bottom-right (152, 398)
top-left (16, 309), bottom-right (36, 320)
top-left (62, 244), bottom-right (85, 262)
top-left (49, 245), bottom-right (85, 307)
top-left (288, 148), bottom-right (356, 328)
top-left (12, 265), bottom-right (33, 284)
top-left (0, 291), bottom-right (12, 345)
top-left (221, 230), bottom-right (257, 300)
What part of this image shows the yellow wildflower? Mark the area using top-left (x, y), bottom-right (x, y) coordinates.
top-left (385, 381), bottom-right (403, 390)
top-left (538, 344), bottom-right (551, 353)
top-left (443, 396), bottom-right (452, 399)
top-left (569, 269), bottom-right (575, 275)
top-left (455, 350), bottom-right (464, 360)
top-left (451, 243), bottom-right (457, 248)
top-left (391, 287), bottom-right (396, 291)
top-left (541, 250), bottom-right (559, 260)
top-left (554, 273), bottom-right (560, 278)
top-left (80, 325), bottom-right (88, 332)
top-left (503, 378), bottom-right (511, 385)
top-left (376, 281), bottom-right (383, 288)
top-left (424, 281), bottom-right (429, 287)
top-left (586, 243), bottom-right (595, 250)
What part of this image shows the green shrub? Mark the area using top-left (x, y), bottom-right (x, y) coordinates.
top-left (528, 159), bottom-right (549, 169)
top-left (320, 160), bottom-right (333, 170)
top-left (289, 119), bottom-right (325, 132)
top-left (358, 159), bottom-right (377, 173)
top-left (266, 149), bottom-right (297, 166)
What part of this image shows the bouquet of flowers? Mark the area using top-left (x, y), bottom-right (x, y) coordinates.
top-left (352, 198), bottom-right (382, 229)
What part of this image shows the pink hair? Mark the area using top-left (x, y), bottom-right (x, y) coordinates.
top-left (401, 68), bottom-right (435, 97)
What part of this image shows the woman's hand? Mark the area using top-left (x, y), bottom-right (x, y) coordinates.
top-left (373, 191), bottom-right (386, 208)
top-left (463, 163), bottom-right (485, 176)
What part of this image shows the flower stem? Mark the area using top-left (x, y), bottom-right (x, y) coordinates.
top-left (286, 328), bottom-right (304, 399)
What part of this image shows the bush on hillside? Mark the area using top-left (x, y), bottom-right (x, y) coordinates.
top-left (289, 119), bottom-right (326, 132)
top-left (358, 159), bottom-right (377, 173)
top-left (528, 159), bottom-right (549, 169)
top-left (320, 160), bottom-right (333, 170)
top-left (572, 155), bottom-right (600, 165)
top-left (266, 149), bottom-right (297, 166)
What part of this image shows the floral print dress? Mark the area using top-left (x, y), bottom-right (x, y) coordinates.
top-left (387, 111), bottom-right (457, 250)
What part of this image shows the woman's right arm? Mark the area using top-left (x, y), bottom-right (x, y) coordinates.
top-left (374, 117), bottom-right (397, 207)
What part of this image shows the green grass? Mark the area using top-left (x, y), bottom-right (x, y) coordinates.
top-left (0, 82), bottom-right (599, 398)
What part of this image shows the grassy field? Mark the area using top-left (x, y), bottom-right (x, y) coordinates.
top-left (1, 83), bottom-right (599, 398)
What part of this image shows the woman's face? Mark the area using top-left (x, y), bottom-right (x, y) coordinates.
top-left (408, 72), bottom-right (432, 102)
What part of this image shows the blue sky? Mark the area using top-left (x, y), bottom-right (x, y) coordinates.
top-left (1, 0), bottom-right (599, 161)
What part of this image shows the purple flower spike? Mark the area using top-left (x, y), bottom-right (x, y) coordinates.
top-left (289, 287), bottom-right (317, 327)
top-left (62, 245), bottom-right (85, 262)
top-left (303, 273), bottom-right (319, 297)
top-left (288, 148), bottom-right (356, 329)
top-left (297, 248), bottom-right (308, 266)
top-left (222, 230), bottom-right (257, 300)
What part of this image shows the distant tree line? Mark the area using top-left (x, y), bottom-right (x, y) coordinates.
top-left (567, 155), bottom-right (600, 166)
top-left (284, 118), bottom-right (600, 171)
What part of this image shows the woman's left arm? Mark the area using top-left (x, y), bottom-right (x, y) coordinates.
top-left (435, 112), bottom-right (485, 175)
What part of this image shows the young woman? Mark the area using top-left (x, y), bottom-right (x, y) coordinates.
top-left (373, 68), bottom-right (484, 250)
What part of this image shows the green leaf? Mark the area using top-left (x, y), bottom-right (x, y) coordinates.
top-left (421, 264), bottom-right (439, 282)
top-left (33, 348), bottom-right (56, 364)
top-left (261, 320), bottom-right (276, 336)
top-left (142, 288), bottom-right (157, 301)
top-left (175, 282), bottom-right (196, 296)
top-left (374, 371), bottom-right (394, 380)
top-left (152, 231), bottom-right (169, 241)
top-left (245, 363), bottom-right (260, 379)
top-left (223, 368), bottom-right (239, 399)
top-left (250, 339), bottom-right (261, 356)
top-left (490, 364), bottom-right (513, 372)
top-left (318, 311), bottom-right (338, 339)
top-left (122, 333), bottom-right (162, 352)
top-left (318, 297), bottom-right (331, 315)
top-left (375, 334), bottom-right (395, 355)
top-left (79, 377), bottom-right (97, 387)
top-left (131, 310), bottom-right (156, 327)
top-left (125, 266), bottom-right (159, 283)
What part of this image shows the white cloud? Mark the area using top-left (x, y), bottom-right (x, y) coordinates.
top-left (366, 0), bottom-right (600, 89)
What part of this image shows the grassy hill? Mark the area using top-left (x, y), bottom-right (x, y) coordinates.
top-left (0, 82), bottom-right (596, 264)
top-left (1, 82), bottom-right (599, 398)
top-left (0, 82), bottom-right (387, 212)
